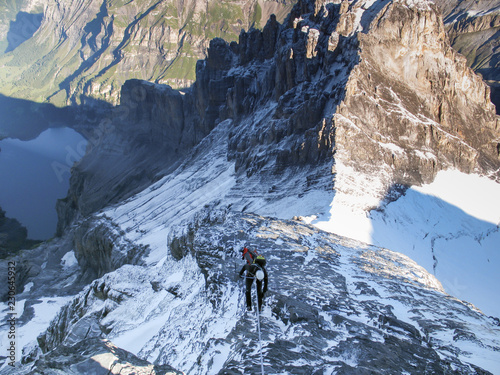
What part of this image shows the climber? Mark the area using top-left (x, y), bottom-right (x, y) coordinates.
top-left (239, 254), bottom-right (268, 312)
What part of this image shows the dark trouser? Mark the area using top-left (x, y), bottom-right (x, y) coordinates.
top-left (245, 277), bottom-right (264, 310)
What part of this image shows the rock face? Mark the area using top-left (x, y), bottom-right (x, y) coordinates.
top-left (55, 79), bottom-right (204, 233)
top-left (333, 0), bottom-right (500, 203)
top-left (73, 216), bottom-right (148, 282)
top-left (0, 0), bottom-right (294, 105)
top-left (188, 0), bottom-right (500, 208)
top-left (433, 0), bottom-right (500, 113)
top-left (205, 0), bottom-right (499, 204)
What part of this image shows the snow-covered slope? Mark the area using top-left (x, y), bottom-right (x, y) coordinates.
top-left (99, 113), bottom-right (500, 319)
top-left (316, 169), bottom-right (500, 318)
top-left (2, 112), bottom-right (499, 373)
top-left (10, 210), bottom-right (500, 374)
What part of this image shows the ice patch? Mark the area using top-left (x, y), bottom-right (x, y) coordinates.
top-left (23, 282), bottom-right (34, 293)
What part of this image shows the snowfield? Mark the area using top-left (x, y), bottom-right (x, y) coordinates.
top-left (316, 168), bottom-right (500, 318)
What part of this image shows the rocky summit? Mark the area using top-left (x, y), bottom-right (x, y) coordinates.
top-left (1, 0), bottom-right (500, 374)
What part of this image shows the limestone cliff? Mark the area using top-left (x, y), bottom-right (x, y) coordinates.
top-left (433, 0), bottom-right (500, 112)
top-left (0, 0), bottom-right (293, 105)
top-left (333, 0), bottom-right (500, 204)
top-left (55, 79), bottom-right (205, 233)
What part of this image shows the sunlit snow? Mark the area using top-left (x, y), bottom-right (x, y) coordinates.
top-left (315, 169), bottom-right (500, 317)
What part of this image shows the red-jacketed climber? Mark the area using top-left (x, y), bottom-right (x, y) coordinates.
top-left (239, 247), bottom-right (268, 312)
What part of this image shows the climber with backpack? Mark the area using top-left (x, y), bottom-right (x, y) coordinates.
top-left (239, 247), bottom-right (268, 312)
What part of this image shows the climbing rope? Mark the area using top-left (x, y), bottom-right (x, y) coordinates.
top-left (255, 281), bottom-right (265, 375)
top-left (239, 275), bottom-right (266, 374)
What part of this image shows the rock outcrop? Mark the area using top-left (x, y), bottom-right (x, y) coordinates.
top-left (73, 216), bottom-right (148, 282)
top-left (433, 0), bottom-right (500, 113)
top-left (11, 338), bottom-right (182, 374)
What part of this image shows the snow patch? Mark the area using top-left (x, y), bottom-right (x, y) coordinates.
top-left (61, 250), bottom-right (78, 269)
top-left (413, 169), bottom-right (500, 225)
top-left (0, 296), bottom-right (73, 369)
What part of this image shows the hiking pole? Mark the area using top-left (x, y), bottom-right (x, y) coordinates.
top-left (255, 282), bottom-right (265, 375)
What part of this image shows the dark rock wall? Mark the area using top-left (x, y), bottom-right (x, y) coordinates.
top-left (0, 207), bottom-right (29, 258)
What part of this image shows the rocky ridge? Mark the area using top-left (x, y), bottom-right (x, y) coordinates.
top-left (7, 211), bottom-right (500, 374)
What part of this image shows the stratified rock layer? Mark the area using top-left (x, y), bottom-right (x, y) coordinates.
top-left (333, 0), bottom-right (500, 202)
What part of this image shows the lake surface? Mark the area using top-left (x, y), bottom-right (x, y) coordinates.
top-left (0, 127), bottom-right (87, 240)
